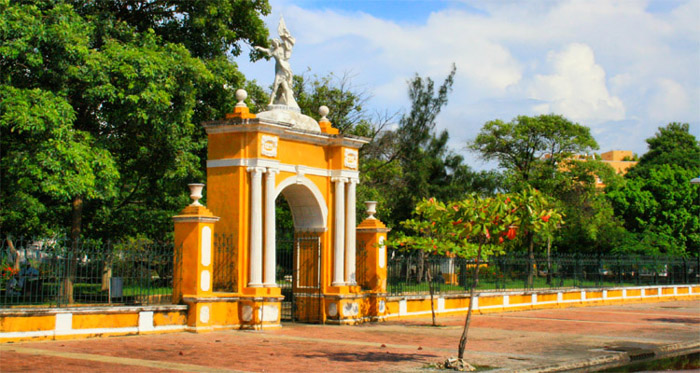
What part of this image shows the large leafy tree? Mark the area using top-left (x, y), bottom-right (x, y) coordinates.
top-left (469, 114), bottom-right (598, 187)
top-left (546, 159), bottom-right (627, 254)
top-left (467, 114), bottom-right (633, 255)
top-left (607, 123), bottom-right (700, 256)
top-left (627, 122), bottom-right (700, 178)
top-left (0, 0), bottom-right (270, 241)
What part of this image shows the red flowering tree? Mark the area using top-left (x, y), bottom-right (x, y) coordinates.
top-left (391, 188), bottom-right (562, 366)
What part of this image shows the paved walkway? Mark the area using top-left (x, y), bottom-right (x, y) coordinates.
top-left (1, 300), bottom-right (698, 372)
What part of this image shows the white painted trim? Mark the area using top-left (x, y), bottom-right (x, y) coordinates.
top-left (55, 313), bottom-right (72, 334)
top-left (248, 167), bottom-right (264, 288)
top-left (138, 311), bottom-right (154, 332)
top-left (207, 158), bottom-right (360, 180)
top-left (399, 299), bottom-right (407, 316)
top-left (332, 178), bottom-right (346, 286)
top-left (274, 174), bottom-right (329, 229)
top-left (201, 226), bottom-right (212, 267)
top-left (172, 216), bottom-right (220, 223)
top-left (263, 169), bottom-right (278, 287)
top-left (0, 330), bottom-right (54, 339)
top-left (202, 121), bottom-right (369, 148)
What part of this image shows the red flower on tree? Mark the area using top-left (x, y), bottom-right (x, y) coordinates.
top-left (506, 227), bottom-right (517, 240)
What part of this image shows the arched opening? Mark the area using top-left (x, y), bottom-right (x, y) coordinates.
top-left (274, 177), bottom-right (327, 322)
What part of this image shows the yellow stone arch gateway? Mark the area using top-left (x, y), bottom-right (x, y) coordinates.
top-left (171, 18), bottom-right (390, 330)
top-left (172, 91), bottom-right (391, 330)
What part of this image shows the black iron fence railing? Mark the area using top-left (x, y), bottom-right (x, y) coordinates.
top-left (213, 233), bottom-right (237, 293)
top-left (1, 237), bottom-right (179, 308)
top-left (386, 253), bottom-right (700, 296)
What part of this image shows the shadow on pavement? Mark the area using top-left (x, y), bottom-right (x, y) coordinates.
top-left (297, 350), bottom-right (438, 363)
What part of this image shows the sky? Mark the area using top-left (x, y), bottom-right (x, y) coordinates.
top-left (234, 0), bottom-right (700, 171)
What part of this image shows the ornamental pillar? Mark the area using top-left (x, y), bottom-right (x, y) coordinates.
top-left (331, 177), bottom-right (347, 286)
top-left (248, 167), bottom-right (266, 287)
top-left (172, 184), bottom-right (219, 331)
top-left (345, 178), bottom-right (358, 285)
top-left (263, 168), bottom-right (279, 287)
top-left (356, 201), bottom-right (391, 293)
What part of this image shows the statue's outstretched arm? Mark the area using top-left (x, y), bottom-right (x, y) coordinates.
top-left (254, 46), bottom-right (271, 55)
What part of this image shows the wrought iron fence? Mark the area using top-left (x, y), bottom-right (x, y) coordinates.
top-left (355, 238), bottom-right (371, 290)
top-left (1, 237), bottom-right (179, 308)
top-left (213, 233), bottom-right (237, 293)
top-left (386, 252), bottom-right (700, 296)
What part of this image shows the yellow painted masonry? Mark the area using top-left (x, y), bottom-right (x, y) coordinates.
top-left (72, 313), bottom-right (138, 330)
top-left (0, 315), bottom-right (54, 332)
top-left (0, 306), bottom-right (187, 343)
top-left (381, 285), bottom-right (700, 321)
top-left (1, 285), bottom-right (698, 342)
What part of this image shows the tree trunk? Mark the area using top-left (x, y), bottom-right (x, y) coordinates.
top-left (426, 260), bottom-right (437, 326)
top-left (61, 196), bottom-right (83, 304)
top-left (417, 253), bottom-right (424, 284)
top-left (101, 242), bottom-right (113, 292)
top-left (546, 236), bottom-right (552, 285)
top-left (458, 244), bottom-right (483, 360)
top-left (527, 232), bottom-right (535, 289)
top-left (5, 237), bottom-right (20, 271)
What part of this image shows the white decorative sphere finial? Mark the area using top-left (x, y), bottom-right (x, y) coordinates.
top-left (188, 183), bottom-right (205, 206)
top-left (365, 201), bottom-right (377, 219)
top-left (319, 105), bottom-right (329, 121)
top-left (235, 89), bottom-right (248, 107)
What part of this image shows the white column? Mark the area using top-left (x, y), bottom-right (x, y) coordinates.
top-left (345, 178), bottom-right (357, 285)
top-left (332, 177), bottom-right (347, 286)
top-left (263, 168), bottom-right (279, 287)
top-left (248, 167), bottom-right (265, 287)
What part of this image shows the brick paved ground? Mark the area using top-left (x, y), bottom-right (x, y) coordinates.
top-left (1, 299), bottom-right (698, 372)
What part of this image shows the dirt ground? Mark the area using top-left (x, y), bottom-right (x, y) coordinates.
top-left (1, 299), bottom-right (698, 372)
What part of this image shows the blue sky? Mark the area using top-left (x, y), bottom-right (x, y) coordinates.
top-left (235, 0), bottom-right (700, 171)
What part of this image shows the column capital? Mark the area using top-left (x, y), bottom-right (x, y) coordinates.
top-left (247, 166), bottom-right (267, 174)
top-left (331, 177), bottom-right (349, 183)
top-left (348, 177), bottom-right (359, 185)
top-left (266, 167), bottom-right (280, 175)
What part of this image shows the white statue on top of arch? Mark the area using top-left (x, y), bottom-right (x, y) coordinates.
top-left (255, 17), bottom-right (299, 109)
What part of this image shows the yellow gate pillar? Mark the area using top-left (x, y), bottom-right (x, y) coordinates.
top-left (173, 184), bottom-right (220, 332)
top-left (356, 201), bottom-right (391, 321)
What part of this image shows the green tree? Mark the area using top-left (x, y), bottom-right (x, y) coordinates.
top-left (627, 122), bottom-right (700, 178)
top-left (608, 123), bottom-right (700, 256)
top-left (0, 0), bottom-right (271, 242)
top-left (371, 66), bottom-right (502, 229)
top-left (469, 114), bottom-right (598, 186)
top-left (293, 71), bottom-right (368, 134)
top-left (607, 165), bottom-right (700, 256)
top-left (549, 159), bottom-right (627, 254)
top-left (467, 114), bottom-right (632, 256)
top-left (391, 189), bottom-right (562, 365)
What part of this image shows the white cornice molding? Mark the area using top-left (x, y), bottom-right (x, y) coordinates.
top-left (202, 120), bottom-right (369, 148)
top-left (207, 158), bottom-right (360, 180)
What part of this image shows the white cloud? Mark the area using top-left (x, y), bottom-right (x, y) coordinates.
top-left (527, 43), bottom-right (625, 124)
top-left (239, 0), bottom-right (700, 170)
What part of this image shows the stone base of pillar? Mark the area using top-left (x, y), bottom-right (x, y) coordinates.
top-left (182, 295), bottom-right (283, 331)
